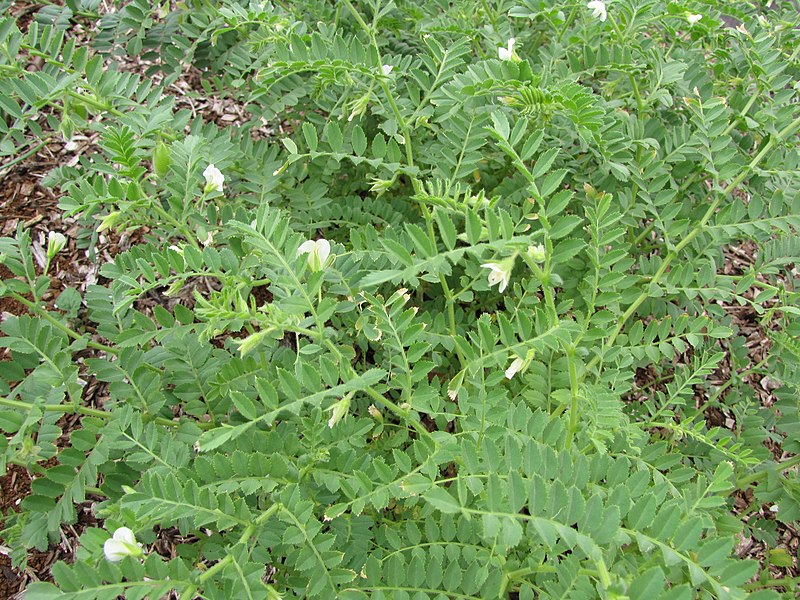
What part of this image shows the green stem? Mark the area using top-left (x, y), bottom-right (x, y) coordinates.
top-left (742, 576), bottom-right (800, 591)
top-left (345, 0), bottom-right (420, 193)
top-left (438, 273), bottom-right (466, 368)
top-left (632, 220), bottom-right (657, 245)
top-left (150, 203), bottom-right (201, 250)
top-left (6, 291), bottom-right (118, 354)
top-left (585, 113), bottom-right (800, 376)
top-left (722, 90), bottom-right (761, 136)
top-left (628, 73), bottom-right (645, 113)
top-left (703, 356), bottom-right (770, 408)
top-left (381, 80), bottom-right (420, 193)
top-left (0, 395), bottom-right (189, 429)
top-left (0, 138), bottom-right (51, 177)
top-left (608, 16), bottom-right (643, 113)
top-left (505, 565), bottom-right (599, 579)
top-left (557, 8), bottom-right (577, 42)
top-left (343, 0), bottom-right (372, 34)
top-left (736, 454), bottom-right (800, 489)
top-left (439, 274), bottom-right (458, 337)
top-left (363, 383), bottom-right (437, 445)
top-left (178, 586), bottom-right (198, 600)
top-left (0, 395), bottom-right (109, 419)
top-left (197, 555), bottom-right (232, 583)
top-left (254, 502), bottom-right (281, 526)
top-left (479, 0), bottom-right (497, 28)
top-left (565, 347), bottom-right (581, 449)
top-left (66, 90), bottom-right (125, 118)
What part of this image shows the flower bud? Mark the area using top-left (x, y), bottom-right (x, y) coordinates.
top-left (46, 231), bottom-right (67, 258)
top-left (153, 141), bottom-right (171, 177)
top-left (327, 396), bottom-right (351, 428)
top-left (97, 211), bottom-right (121, 233)
top-left (368, 404), bottom-right (383, 421)
top-left (236, 329), bottom-right (273, 357)
top-left (505, 357), bottom-right (526, 379)
top-left (527, 244), bottom-right (546, 262)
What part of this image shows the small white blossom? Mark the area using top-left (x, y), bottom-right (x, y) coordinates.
top-left (46, 232), bottom-right (67, 257)
top-left (505, 357), bottom-right (525, 379)
top-left (481, 259), bottom-right (514, 293)
top-left (686, 13), bottom-right (702, 25)
top-left (202, 164), bottom-right (225, 193)
top-left (297, 238), bottom-right (332, 272)
top-left (769, 504), bottom-right (779, 513)
top-left (103, 527), bottom-right (143, 562)
top-left (381, 64), bottom-right (393, 75)
top-left (587, 0), bottom-right (607, 22)
top-left (498, 38), bottom-right (515, 61)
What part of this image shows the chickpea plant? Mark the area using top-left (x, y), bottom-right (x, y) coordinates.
top-left (1, 0), bottom-right (800, 599)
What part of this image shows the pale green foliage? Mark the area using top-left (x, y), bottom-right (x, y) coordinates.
top-left (1, 1), bottom-right (800, 599)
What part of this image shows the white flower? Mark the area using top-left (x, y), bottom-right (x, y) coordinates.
top-left (587, 0), bottom-right (607, 22)
top-left (103, 527), bottom-right (143, 562)
top-left (498, 38), bottom-right (515, 61)
top-left (46, 231), bottom-right (67, 257)
top-left (481, 259), bottom-right (514, 293)
top-left (202, 164), bottom-right (225, 193)
top-left (297, 238), bottom-right (332, 272)
top-left (686, 13), bottom-right (702, 25)
top-left (381, 64), bottom-right (393, 75)
top-left (769, 504), bottom-right (779, 513)
top-left (505, 357), bottom-right (525, 379)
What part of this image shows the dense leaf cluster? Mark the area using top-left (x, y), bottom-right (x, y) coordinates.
top-left (1, 0), bottom-right (799, 598)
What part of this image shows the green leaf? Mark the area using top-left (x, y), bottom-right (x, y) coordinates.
top-left (351, 125), bottom-right (367, 156)
top-left (629, 567), bottom-right (666, 600)
top-left (520, 130), bottom-right (544, 161)
top-left (282, 137), bottom-right (298, 154)
top-left (435, 209), bottom-right (457, 251)
top-left (531, 148), bottom-right (559, 179)
top-left (466, 209), bottom-right (482, 245)
top-left (490, 111), bottom-right (510, 141)
top-left (231, 391), bottom-right (258, 420)
top-left (325, 121), bottom-right (343, 152)
top-left (423, 486), bottom-right (461, 514)
top-left (302, 122), bottom-right (318, 152)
